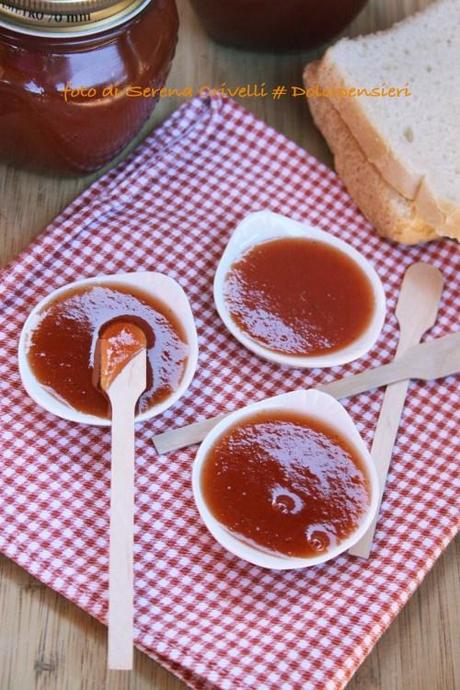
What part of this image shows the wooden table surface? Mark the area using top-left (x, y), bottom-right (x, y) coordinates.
top-left (0, 1), bottom-right (458, 689)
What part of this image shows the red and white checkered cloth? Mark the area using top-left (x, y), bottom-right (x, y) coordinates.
top-left (0, 95), bottom-right (459, 690)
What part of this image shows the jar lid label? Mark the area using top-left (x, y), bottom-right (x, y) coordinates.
top-left (0, 0), bottom-right (150, 36)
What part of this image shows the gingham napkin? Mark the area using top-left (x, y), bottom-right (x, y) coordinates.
top-left (0, 95), bottom-right (458, 690)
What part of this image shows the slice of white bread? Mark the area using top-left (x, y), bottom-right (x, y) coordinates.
top-left (304, 63), bottom-right (437, 244)
top-left (313, 0), bottom-right (460, 241)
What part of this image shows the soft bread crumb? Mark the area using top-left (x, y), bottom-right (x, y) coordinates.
top-left (304, 62), bottom-right (437, 244)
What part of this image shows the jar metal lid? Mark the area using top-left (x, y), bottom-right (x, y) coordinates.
top-left (0, 0), bottom-right (151, 36)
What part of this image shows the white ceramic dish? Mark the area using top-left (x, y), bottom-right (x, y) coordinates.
top-left (214, 211), bottom-right (386, 368)
top-left (18, 272), bottom-right (198, 427)
top-left (193, 389), bottom-right (379, 570)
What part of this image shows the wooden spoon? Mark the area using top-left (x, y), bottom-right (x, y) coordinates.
top-left (98, 321), bottom-right (147, 670)
top-left (348, 262), bottom-right (444, 558)
top-left (152, 329), bottom-right (458, 455)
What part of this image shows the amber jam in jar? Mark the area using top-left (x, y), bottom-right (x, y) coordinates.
top-left (189, 0), bottom-right (368, 52)
top-left (0, 0), bottom-right (178, 173)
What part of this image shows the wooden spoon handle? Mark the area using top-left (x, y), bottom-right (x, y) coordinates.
top-left (349, 264), bottom-right (444, 559)
top-left (108, 393), bottom-right (135, 670)
top-left (152, 332), bottom-right (459, 456)
top-left (107, 350), bottom-right (146, 670)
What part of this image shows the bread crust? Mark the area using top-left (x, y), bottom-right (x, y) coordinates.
top-left (417, 178), bottom-right (460, 240)
top-left (315, 53), bottom-right (420, 200)
top-left (304, 62), bottom-right (437, 244)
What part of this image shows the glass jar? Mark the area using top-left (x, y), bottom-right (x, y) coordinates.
top-left (189, 0), bottom-right (368, 52)
top-left (0, 0), bottom-right (179, 173)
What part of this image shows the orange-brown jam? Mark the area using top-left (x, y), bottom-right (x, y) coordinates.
top-left (28, 283), bottom-right (188, 418)
top-left (98, 321), bottom-right (147, 391)
top-left (224, 237), bottom-right (375, 356)
top-left (201, 411), bottom-right (370, 558)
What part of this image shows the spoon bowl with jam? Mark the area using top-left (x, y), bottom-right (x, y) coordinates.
top-left (193, 389), bottom-right (379, 570)
top-left (18, 272), bottom-right (198, 426)
top-left (214, 211), bottom-right (386, 368)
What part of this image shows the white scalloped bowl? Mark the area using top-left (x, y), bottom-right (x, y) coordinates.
top-left (18, 272), bottom-right (198, 427)
top-left (214, 211), bottom-right (386, 368)
top-left (193, 389), bottom-right (379, 570)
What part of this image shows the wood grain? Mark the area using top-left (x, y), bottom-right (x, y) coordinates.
top-left (152, 332), bottom-right (460, 454)
top-left (0, 0), bottom-right (458, 688)
top-left (104, 345), bottom-right (147, 671)
top-left (349, 263), bottom-right (444, 559)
